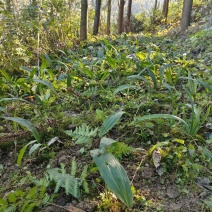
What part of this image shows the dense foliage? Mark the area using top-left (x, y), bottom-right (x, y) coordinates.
top-left (0, 0), bottom-right (211, 211)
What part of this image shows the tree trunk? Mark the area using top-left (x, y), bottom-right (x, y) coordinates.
top-left (93, 0), bottom-right (101, 35)
top-left (118, 0), bottom-right (125, 34)
top-left (126, 0), bottom-right (132, 32)
top-left (106, 0), bottom-right (111, 35)
top-left (152, 0), bottom-right (158, 24)
top-left (80, 0), bottom-right (88, 40)
top-left (154, 0), bottom-right (158, 10)
top-left (181, 0), bottom-right (193, 32)
top-left (162, 0), bottom-right (169, 23)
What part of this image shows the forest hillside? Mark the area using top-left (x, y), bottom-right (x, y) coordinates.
top-left (0, 0), bottom-right (212, 211)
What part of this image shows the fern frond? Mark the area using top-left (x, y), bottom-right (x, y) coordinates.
top-left (73, 180), bottom-right (79, 198)
top-left (204, 195), bottom-right (212, 208)
top-left (71, 158), bottom-right (77, 177)
top-left (43, 193), bottom-right (50, 204)
top-left (83, 181), bottom-right (89, 194)
top-left (81, 165), bottom-right (88, 181)
top-left (65, 179), bottom-right (71, 195)
top-left (6, 205), bottom-right (16, 212)
top-left (82, 86), bottom-right (98, 98)
top-left (24, 202), bottom-right (36, 212)
top-left (54, 179), bottom-right (62, 193)
top-left (39, 184), bottom-right (46, 198)
top-left (65, 124), bottom-right (98, 145)
top-left (60, 163), bottom-right (66, 174)
top-left (47, 168), bottom-right (81, 198)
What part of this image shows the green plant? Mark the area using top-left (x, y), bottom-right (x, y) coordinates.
top-left (0, 185), bottom-right (49, 212)
top-left (17, 140), bottom-right (38, 167)
top-left (47, 162), bottom-right (89, 198)
top-left (65, 123), bottom-right (98, 145)
top-left (65, 111), bottom-right (132, 208)
top-left (203, 195), bottom-right (212, 209)
top-left (107, 142), bottom-right (134, 159)
top-left (135, 88), bottom-right (211, 137)
top-left (90, 137), bottom-right (133, 208)
top-left (1, 117), bottom-right (40, 142)
top-left (99, 111), bottom-right (125, 137)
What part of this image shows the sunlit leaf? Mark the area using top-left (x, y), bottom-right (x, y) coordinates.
top-left (93, 152), bottom-right (132, 208)
top-left (0, 107), bottom-right (6, 112)
top-left (17, 140), bottom-right (37, 166)
top-left (33, 78), bottom-right (57, 95)
top-left (0, 69), bottom-right (12, 83)
top-left (2, 117), bottom-right (40, 142)
top-left (29, 143), bottom-right (42, 156)
top-left (99, 137), bottom-right (117, 150)
top-left (135, 114), bottom-right (190, 132)
top-left (99, 111), bottom-right (125, 137)
top-left (113, 84), bottom-right (136, 95)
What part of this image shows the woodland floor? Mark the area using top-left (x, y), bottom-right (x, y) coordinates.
top-left (0, 20), bottom-right (212, 212)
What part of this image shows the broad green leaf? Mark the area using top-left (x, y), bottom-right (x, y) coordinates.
top-left (93, 152), bottom-right (132, 208)
top-left (113, 84), bottom-right (136, 95)
top-left (181, 77), bottom-right (212, 92)
top-left (0, 107), bottom-right (6, 112)
top-left (148, 69), bottom-right (157, 88)
top-left (90, 149), bottom-right (104, 157)
top-left (159, 64), bottom-right (174, 85)
top-left (135, 114), bottom-right (190, 132)
top-left (20, 66), bottom-right (32, 72)
top-left (33, 78), bottom-right (57, 95)
top-left (29, 143), bottom-right (42, 156)
top-left (99, 111), bottom-right (125, 137)
top-left (0, 69), bottom-right (12, 83)
top-left (99, 137), bottom-right (117, 150)
top-left (83, 66), bottom-right (94, 79)
top-left (17, 140), bottom-right (37, 166)
top-left (202, 147), bottom-right (212, 160)
top-left (2, 117), bottom-right (40, 142)
top-left (106, 56), bottom-right (116, 69)
top-left (0, 98), bottom-right (30, 104)
top-left (163, 82), bottom-right (173, 92)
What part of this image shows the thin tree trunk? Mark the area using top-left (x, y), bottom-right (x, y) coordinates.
top-left (118, 0), bottom-right (125, 34)
top-left (152, 0), bottom-right (158, 24)
top-left (126, 0), bottom-right (132, 32)
top-left (181, 0), bottom-right (193, 32)
top-left (106, 0), bottom-right (111, 35)
top-left (80, 0), bottom-right (88, 40)
top-left (93, 0), bottom-right (101, 35)
top-left (162, 0), bottom-right (169, 23)
top-left (154, 0), bottom-right (158, 10)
